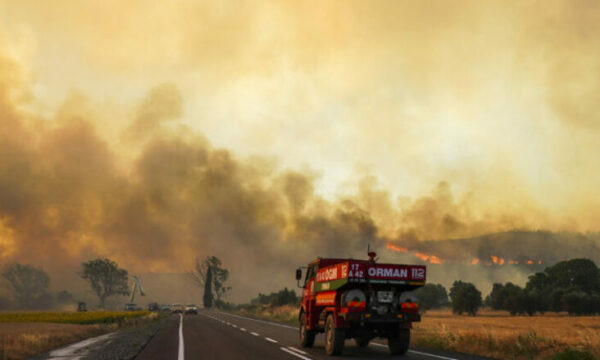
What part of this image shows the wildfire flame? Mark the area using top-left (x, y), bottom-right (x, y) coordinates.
top-left (490, 255), bottom-right (505, 265)
top-left (385, 243), bottom-right (542, 267)
top-left (414, 252), bottom-right (443, 264)
top-left (385, 243), bottom-right (408, 253)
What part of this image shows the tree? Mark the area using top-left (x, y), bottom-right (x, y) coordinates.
top-left (486, 283), bottom-right (507, 310)
top-left (81, 258), bottom-right (129, 308)
top-left (2, 263), bottom-right (50, 309)
top-left (449, 280), bottom-right (482, 316)
top-left (414, 283), bottom-right (449, 310)
top-left (486, 282), bottom-right (535, 315)
top-left (190, 256), bottom-right (231, 303)
top-left (544, 259), bottom-right (600, 293)
top-left (525, 258), bottom-right (600, 314)
top-left (203, 266), bottom-right (213, 308)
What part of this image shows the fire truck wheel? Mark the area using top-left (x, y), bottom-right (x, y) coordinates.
top-left (325, 314), bottom-right (345, 356)
top-left (299, 313), bottom-right (316, 347)
top-left (354, 337), bottom-right (370, 347)
top-left (388, 328), bottom-right (410, 355)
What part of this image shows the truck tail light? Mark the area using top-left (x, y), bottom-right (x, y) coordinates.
top-left (401, 302), bottom-right (419, 312)
top-left (347, 301), bottom-right (366, 309)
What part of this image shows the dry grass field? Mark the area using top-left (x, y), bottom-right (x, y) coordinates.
top-left (0, 311), bottom-right (158, 360)
top-left (412, 309), bottom-right (600, 359)
top-left (237, 306), bottom-right (600, 359)
top-left (0, 322), bottom-right (105, 360)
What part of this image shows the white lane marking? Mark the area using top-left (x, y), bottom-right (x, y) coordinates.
top-left (280, 347), bottom-right (312, 360)
top-left (178, 314), bottom-right (185, 360)
top-left (210, 312), bottom-right (455, 360)
top-left (232, 324), bottom-right (238, 328)
top-left (265, 337), bottom-right (278, 343)
top-left (240, 328), bottom-right (247, 332)
top-left (287, 346), bottom-right (308, 355)
top-left (372, 342), bottom-right (458, 360)
top-left (408, 349), bottom-right (458, 360)
top-left (250, 331), bottom-right (260, 336)
top-left (49, 332), bottom-right (115, 358)
top-left (217, 311), bottom-right (296, 330)
top-left (212, 312), bottom-right (457, 360)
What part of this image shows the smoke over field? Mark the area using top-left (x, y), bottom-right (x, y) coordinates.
top-left (1, 1), bottom-right (600, 303)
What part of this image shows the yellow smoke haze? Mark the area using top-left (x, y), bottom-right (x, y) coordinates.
top-left (1, 1), bottom-right (600, 301)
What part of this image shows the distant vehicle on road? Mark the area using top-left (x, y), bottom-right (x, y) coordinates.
top-left (147, 302), bottom-right (160, 311)
top-left (296, 251), bottom-right (426, 356)
top-left (160, 304), bottom-right (171, 312)
top-left (124, 303), bottom-right (140, 311)
top-left (77, 302), bottom-right (87, 312)
top-left (184, 304), bottom-right (198, 314)
top-left (171, 303), bottom-right (184, 313)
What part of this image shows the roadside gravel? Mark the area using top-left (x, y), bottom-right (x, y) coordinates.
top-left (83, 314), bottom-right (167, 360)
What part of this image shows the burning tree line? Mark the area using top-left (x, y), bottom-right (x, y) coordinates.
top-left (415, 258), bottom-right (600, 316)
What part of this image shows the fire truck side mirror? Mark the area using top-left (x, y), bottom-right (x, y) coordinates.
top-left (295, 268), bottom-right (302, 281)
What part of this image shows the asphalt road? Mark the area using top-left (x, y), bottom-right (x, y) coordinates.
top-left (136, 310), bottom-right (491, 360)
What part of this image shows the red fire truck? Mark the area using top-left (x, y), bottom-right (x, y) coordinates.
top-left (295, 252), bottom-right (425, 355)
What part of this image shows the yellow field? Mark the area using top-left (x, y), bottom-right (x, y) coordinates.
top-left (413, 309), bottom-right (600, 359)
top-left (0, 310), bottom-right (150, 324)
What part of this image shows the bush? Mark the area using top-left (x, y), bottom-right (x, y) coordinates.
top-left (553, 349), bottom-right (595, 360)
top-left (449, 281), bottom-right (482, 316)
top-left (414, 283), bottom-right (449, 310)
top-left (526, 259), bottom-right (600, 314)
top-left (251, 287), bottom-right (299, 307)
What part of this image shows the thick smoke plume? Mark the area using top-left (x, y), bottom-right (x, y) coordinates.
top-left (1, 59), bottom-right (598, 302)
top-left (2, 1), bottom-right (600, 303)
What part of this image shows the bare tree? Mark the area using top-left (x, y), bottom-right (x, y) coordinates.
top-left (190, 256), bottom-right (231, 302)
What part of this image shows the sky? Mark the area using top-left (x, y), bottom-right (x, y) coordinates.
top-left (1, 0), bottom-right (599, 302)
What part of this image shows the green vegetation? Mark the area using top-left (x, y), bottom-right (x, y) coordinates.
top-left (203, 266), bottom-right (213, 308)
top-left (250, 287), bottom-right (300, 307)
top-left (81, 258), bottom-right (130, 309)
top-left (0, 264), bottom-right (76, 310)
top-left (553, 349), bottom-right (596, 360)
top-left (486, 258), bottom-right (600, 315)
top-left (0, 310), bottom-right (150, 324)
top-left (449, 281), bottom-right (482, 316)
top-left (2, 264), bottom-right (51, 309)
top-left (414, 283), bottom-right (449, 310)
top-left (190, 256), bottom-right (231, 309)
top-left (486, 282), bottom-right (536, 315)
